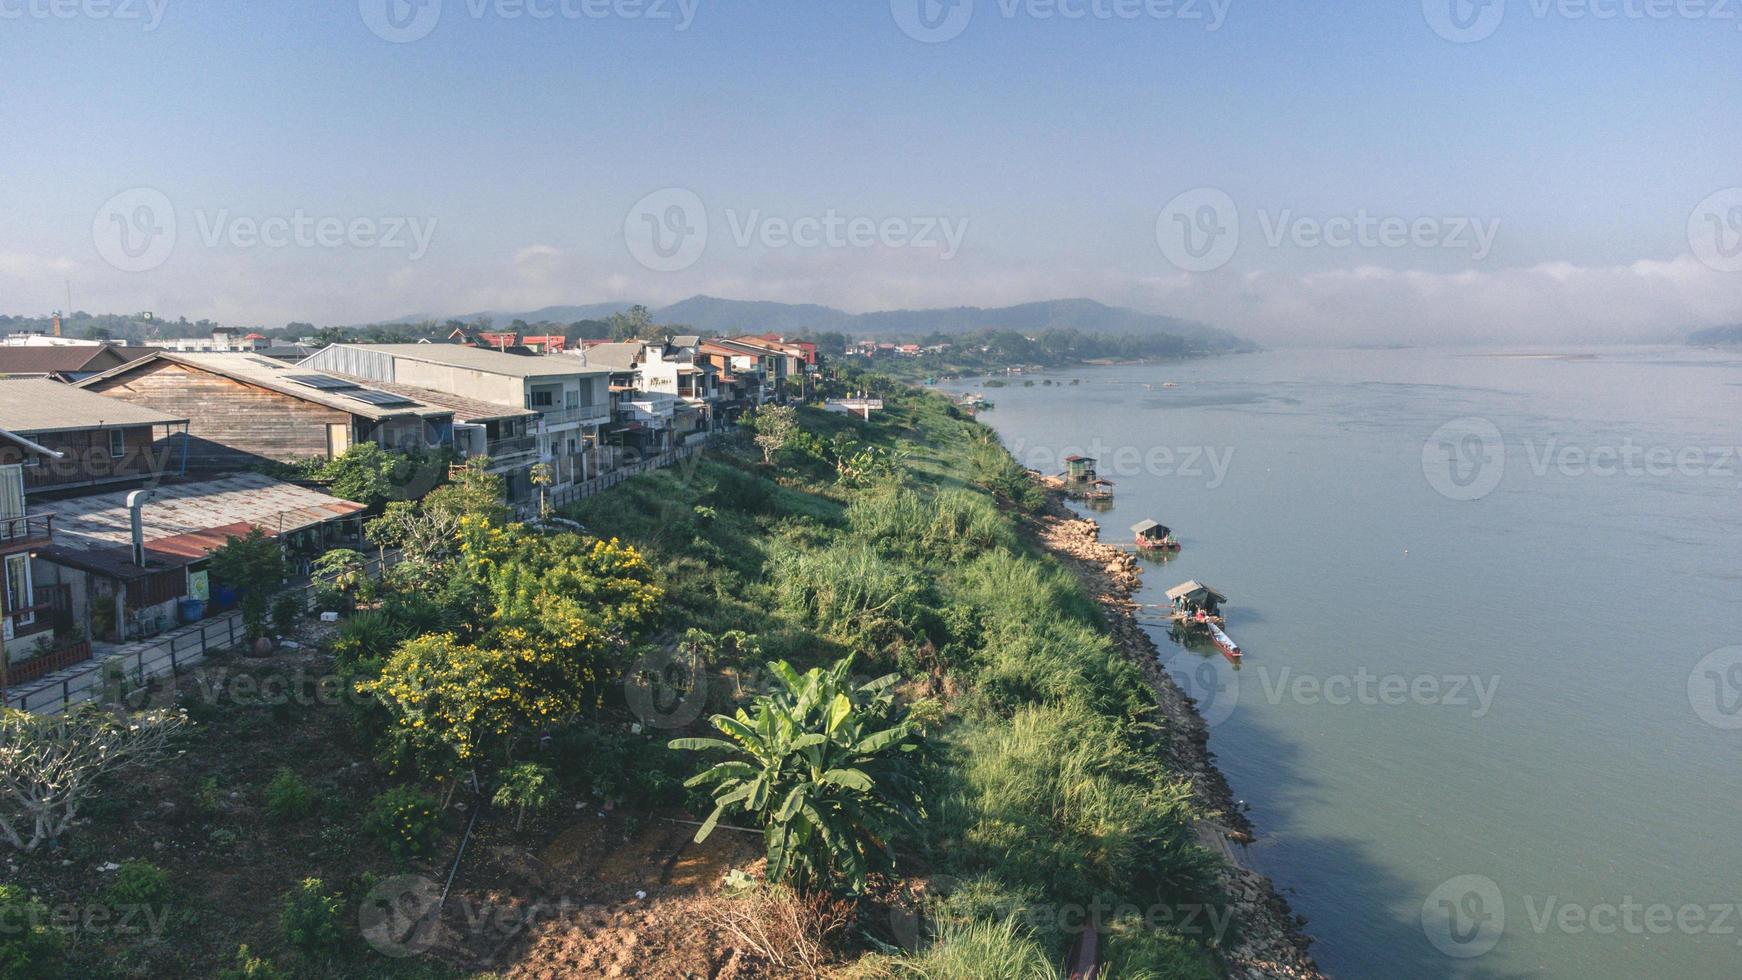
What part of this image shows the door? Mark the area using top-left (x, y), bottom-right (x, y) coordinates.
top-left (326, 423), bottom-right (352, 457)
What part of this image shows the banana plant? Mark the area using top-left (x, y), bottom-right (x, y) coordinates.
top-left (670, 655), bottom-right (925, 893)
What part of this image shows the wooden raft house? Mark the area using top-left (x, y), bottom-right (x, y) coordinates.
top-left (1131, 519), bottom-right (1179, 552)
top-left (1164, 580), bottom-right (1241, 662)
top-left (1063, 454), bottom-right (1097, 485)
top-left (1084, 478), bottom-right (1115, 502)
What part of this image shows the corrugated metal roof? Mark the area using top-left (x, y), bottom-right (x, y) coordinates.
top-left (0, 377), bottom-right (187, 433)
top-left (578, 342), bottom-right (644, 371)
top-left (78, 352), bottom-right (454, 421)
top-left (319, 372), bottom-right (537, 423)
top-left (332, 343), bottom-right (607, 378)
top-left (1165, 580), bottom-right (1226, 602)
top-left (34, 472), bottom-right (366, 574)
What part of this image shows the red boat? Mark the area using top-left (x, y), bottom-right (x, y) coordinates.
top-left (1206, 622), bottom-right (1243, 663)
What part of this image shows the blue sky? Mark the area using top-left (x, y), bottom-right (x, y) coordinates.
top-left (2, 0), bottom-right (1739, 343)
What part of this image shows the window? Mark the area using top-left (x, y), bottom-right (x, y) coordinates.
top-left (5, 553), bottom-right (33, 625)
top-left (109, 429), bottom-right (126, 458)
top-left (530, 389), bottom-right (556, 407)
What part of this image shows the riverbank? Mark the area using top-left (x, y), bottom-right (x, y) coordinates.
top-left (1027, 494), bottom-right (1322, 979)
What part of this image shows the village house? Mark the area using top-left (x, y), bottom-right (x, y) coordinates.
top-left (29, 472), bottom-right (367, 648)
top-left (296, 344), bottom-right (611, 486)
top-left (698, 339), bottom-right (780, 411)
top-left (0, 343), bottom-right (160, 382)
top-left (637, 336), bottom-right (722, 435)
top-left (77, 352), bottom-right (457, 472)
top-left (0, 378), bottom-right (191, 495)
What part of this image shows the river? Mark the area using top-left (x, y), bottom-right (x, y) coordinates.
top-left (947, 346), bottom-right (1742, 979)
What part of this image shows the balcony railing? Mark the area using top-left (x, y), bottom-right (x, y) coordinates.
top-left (486, 434), bottom-right (540, 458)
top-left (0, 514), bottom-right (53, 549)
top-left (533, 404), bottom-right (612, 427)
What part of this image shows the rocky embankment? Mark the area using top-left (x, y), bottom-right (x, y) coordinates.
top-left (1028, 495), bottom-right (1323, 980)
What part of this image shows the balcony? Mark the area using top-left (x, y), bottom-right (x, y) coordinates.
top-left (0, 514), bottom-right (53, 554)
top-left (486, 434), bottom-right (541, 459)
top-left (533, 404), bottom-right (612, 428)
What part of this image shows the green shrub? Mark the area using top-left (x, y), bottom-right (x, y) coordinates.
top-left (0, 885), bottom-right (65, 980)
top-left (215, 944), bottom-right (280, 980)
top-left (277, 878), bottom-right (343, 952)
top-left (331, 610), bottom-right (401, 668)
top-left (270, 592), bottom-right (302, 637)
top-left (264, 768), bottom-right (313, 822)
top-left (1101, 925), bottom-right (1221, 980)
top-left (363, 786), bottom-right (441, 859)
top-left (942, 705), bottom-right (1219, 913)
top-left (853, 918), bottom-right (1055, 979)
top-left (105, 860), bottom-right (171, 907)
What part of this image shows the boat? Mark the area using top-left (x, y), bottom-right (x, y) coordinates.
top-left (1205, 621), bottom-right (1242, 663)
top-left (1131, 519), bottom-right (1180, 552)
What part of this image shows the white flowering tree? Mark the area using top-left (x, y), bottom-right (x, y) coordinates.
top-left (0, 706), bottom-right (190, 852)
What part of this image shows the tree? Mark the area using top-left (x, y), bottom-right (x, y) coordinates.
top-left (530, 461), bottom-right (553, 519)
top-left (748, 405), bottom-right (799, 465)
top-left (670, 657), bottom-right (925, 893)
top-left (311, 549), bottom-right (369, 612)
top-left (607, 305), bottom-right (657, 341)
top-left (210, 528), bottom-right (287, 643)
top-left (365, 460), bottom-right (506, 571)
top-left (0, 707), bottom-right (190, 852)
top-left (316, 443), bottom-right (443, 509)
top-left (492, 762), bottom-right (557, 830)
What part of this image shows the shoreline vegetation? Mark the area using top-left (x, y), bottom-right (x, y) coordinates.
top-left (2, 366), bottom-right (1316, 978)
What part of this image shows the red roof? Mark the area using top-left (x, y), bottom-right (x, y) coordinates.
top-left (144, 521), bottom-right (278, 560)
top-left (244, 332), bottom-right (267, 340)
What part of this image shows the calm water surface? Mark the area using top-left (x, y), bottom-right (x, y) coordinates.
top-left (948, 347), bottom-right (1742, 979)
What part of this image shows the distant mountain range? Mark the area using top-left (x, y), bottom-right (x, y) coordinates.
top-left (1688, 324), bottom-right (1742, 346)
top-left (380, 296), bottom-right (1244, 348)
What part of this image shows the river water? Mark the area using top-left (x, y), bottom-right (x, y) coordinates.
top-left (947, 347), bottom-right (1742, 979)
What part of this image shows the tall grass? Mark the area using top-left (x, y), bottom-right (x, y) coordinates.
top-left (848, 918), bottom-right (1057, 980)
top-left (846, 484), bottom-right (1015, 564)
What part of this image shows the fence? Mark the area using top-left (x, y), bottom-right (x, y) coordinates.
top-left (513, 441), bottom-right (705, 519)
top-left (3, 553), bottom-right (399, 716)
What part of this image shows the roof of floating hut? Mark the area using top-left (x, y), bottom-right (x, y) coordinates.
top-left (1131, 519), bottom-right (1170, 536)
top-left (1063, 454), bottom-right (1095, 463)
top-left (1165, 580), bottom-right (1227, 603)
top-left (1090, 478), bottom-right (1115, 487)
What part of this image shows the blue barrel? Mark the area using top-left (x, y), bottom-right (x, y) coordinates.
top-left (178, 598), bottom-right (206, 623)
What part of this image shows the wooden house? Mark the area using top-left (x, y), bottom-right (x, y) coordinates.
top-left (1165, 580), bottom-right (1226, 618)
top-left (1131, 519), bottom-right (1178, 551)
top-left (1063, 455), bottom-right (1097, 484)
top-left (0, 378), bottom-right (190, 495)
top-left (78, 352), bottom-right (456, 472)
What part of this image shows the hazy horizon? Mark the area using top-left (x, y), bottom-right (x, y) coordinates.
top-left (4, 2), bottom-right (1740, 346)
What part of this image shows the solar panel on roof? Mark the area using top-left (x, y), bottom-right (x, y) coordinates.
top-left (286, 374), bottom-right (357, 390)
top-left (346, 389), bottom-right (418, 407)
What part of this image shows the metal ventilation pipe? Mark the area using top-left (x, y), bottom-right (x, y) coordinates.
top-left (127, 489), bottom-right (156, 566)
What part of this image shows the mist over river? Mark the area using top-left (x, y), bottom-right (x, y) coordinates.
top-left (947, 347), bottom-right (1742, 979)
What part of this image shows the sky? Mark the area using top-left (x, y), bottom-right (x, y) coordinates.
top-left (2, 0), bottom-right (1740, 345)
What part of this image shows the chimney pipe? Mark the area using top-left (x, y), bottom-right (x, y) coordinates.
top-left (127, 490), bottom-right (156, 566)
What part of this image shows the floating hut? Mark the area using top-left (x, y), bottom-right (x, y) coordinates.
top-left (1131, 519), bottom-right (1179, 552)
top-left (1165, 580), bottom-right (1239, 662)
top-left (1063, 454), bottom-right (1097, 485)
top-left (1084, 478), bottom-right (1115, 502)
